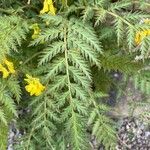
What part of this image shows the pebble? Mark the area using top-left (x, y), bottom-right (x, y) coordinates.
top-left (7, 117), bottom-right (150, 150)
top-left (117, 117), bottom-right (150, 150)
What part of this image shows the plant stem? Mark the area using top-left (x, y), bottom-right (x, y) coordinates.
top-left (23, 52), bottom-right (42, 65)
top-left (64, 25), bottom-right (73, 106)
top-left (106, 11), bottom-right (134, 28)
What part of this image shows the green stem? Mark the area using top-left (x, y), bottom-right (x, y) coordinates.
top-left (92, 6), bottom-right (135, 29)
top-left (106, 11), bottom-right (134, 28)
top-left (23, 52), bottom-right (42, 65)
top-left (43, 96), bottom-right (55, 150)
top-left (26, 127), bottom-right (35, 150)
top-left (64, 25), bottom-right (81, 147)
top-left (64, 26), bottom-right (73, 106)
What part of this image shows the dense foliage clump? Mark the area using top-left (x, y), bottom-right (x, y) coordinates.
top-left (0, 0), bottom-right (150, 150)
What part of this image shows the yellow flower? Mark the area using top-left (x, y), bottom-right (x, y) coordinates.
top-left (0, 64), bottom-right (10, 78)
top-left (4, 59), bottom-right (15, 74)
top-left (135, 29), bottom-right (150, 45)
top-left (24, 74), bottom-right (45, 96)
top-left (135, 19), bottom-right (150, 45)
top-left (40, 0), bottom-right (49, 14)
top-left (31, 23), bottom-right (41, 39)
top-left (40, 0), bottom-right (56, 15)
top-left (0, 59), bottom-right (15, 79)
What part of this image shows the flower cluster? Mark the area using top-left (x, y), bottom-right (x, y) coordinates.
top-left (135, 29), bottom-right (150, 45)
top-left (40, 0), bottom-right (56, 15)
top-left (135, 19), bottom-right (150, 45)
top-left (24, 74), bottom-right (45, 96)
top-left (0, 59), bottom-right (15, 78)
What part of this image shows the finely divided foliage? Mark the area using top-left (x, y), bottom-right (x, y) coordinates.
top-left (29, 15), bottom-right (102, 149)
top-left (0, 77), bottom-right (22, 149)
top-left (79, 0), bottom-right (150, 58)
top-left (0, 15), bottom-right (26, 149)
top-left (0, 0), bottom-right (150, 150)
top-left (0, 16), bottom-right (28, 60)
